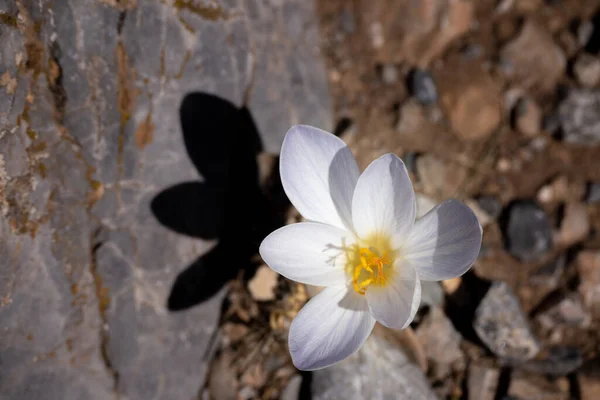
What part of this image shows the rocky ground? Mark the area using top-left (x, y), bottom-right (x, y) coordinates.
top-left (2, 0), bottom-right (600, 400)
top-left (208, 0), bottom-right (600, 399)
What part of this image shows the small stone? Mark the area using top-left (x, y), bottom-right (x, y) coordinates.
top-left (529, 255), bottom-right (565, 290)
top-left (514, 98), bottom-right (542, 136)
top-left (441, 69), bottom-right (502, 141)
top-left (280, 375), bottom-right (302, 400)
top-left (514, 0), bottom-right (542, 13)
top-left (477, 196), bottom-right (502, 219)
top-left (466, 199), bottom-right (493, 227)
top-left (579, 20), bottom-right (595, 47)
top-left (420, 281), bottom-right (444, 308)
top-left (409, 69), bottom-right (438, 105)
top-left (501, 20), bottom-right (566, 92)
top-left (339, 7), bottom-right (356, 34)
top-left (396, 99), bottom-right (426, 134)
top-left (380, 64), bottom-right (398, 84)
top-left (556, 202), bottom-right (590, 246)
top-left (580, 367), bottom-right (600, 400)
top-left (248, 265), bottom-right (278, 301)
top-left (508, 372), bottom-right (569, 400)
top-left (468, 363), bottom-right (500, 400)
top-left (208, 351), bottom-right (238, 400)
top-left (521, 347), bottom-right (583, 376)
top-left (559, 88), bottom-right (600, 144)
top-left (311, 334), bottom-right (437, 400)
top-left (586, 182), bottom-right (600, 203)
top-left (222, 323), bottom-right (250, 344)
top-left (461, 43), bottom-right (483, 59)
top-left (574, 53), bottom-right (600, 87)
top-left (497, 158), bottom-right (512, 172)
top-left (474, 282), bottom-right (540, 362)
top-left (503, 200), bottom-right (553, 262)
top-left (576, 251), bottom-right (600, 318)
top-left (441, 277), bottom-right (462, 295)
top-left (402, 152), bottom-right (418, 174)
top-left (537, 295), bottom-right (591, 329)
top-left (416, 307), bottom-right (465, 381)
top-left (543, 113), bottom-right (561, 136)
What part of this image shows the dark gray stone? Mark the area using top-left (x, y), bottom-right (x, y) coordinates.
top-left (474, 282), bottom-right (540, 362)
top-left (558, 89), bottom-right (600, 144)
top-left (586, 182), bottom-right (600, 204)
top-left (0, 0), bottom-right (331, 399)
top-left (503, 200), bottom-right (553, 262)
top-left (477, 196), bottom-right (502, 219)
top-left (408, 69), bottom-right (438, 105)
top-left (521, 346), bottom-right (583, 376)
top-left (311, 334), bottom-right (437, 400)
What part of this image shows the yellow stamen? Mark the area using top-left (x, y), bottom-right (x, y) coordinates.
top-left (351, 246), bottom-right (392, 295)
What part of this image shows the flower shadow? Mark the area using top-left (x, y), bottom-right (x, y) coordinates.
top-left (151, 93), bottom-right (284, 311)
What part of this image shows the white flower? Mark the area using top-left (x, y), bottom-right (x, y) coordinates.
top-left (259, 125), bottom-right (482, 370)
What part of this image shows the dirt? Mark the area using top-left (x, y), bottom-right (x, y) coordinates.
top-left (207, 1), bottom-right (600, 399)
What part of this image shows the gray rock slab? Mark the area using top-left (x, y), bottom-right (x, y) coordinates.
top-left (311, 334), bottom-right (438, 400)
top-left (0, 0), bottom-right (332, 399)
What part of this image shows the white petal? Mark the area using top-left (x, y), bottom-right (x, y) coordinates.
top-left (259, 222), bottom-right (353, 287)
top-left (352, 154), bottom-right (416, 239)
top-left (365, 261), bottom-right (421, 329)
top-left (289, 285), bottom-right (375, 370)
top-left (280, 125), bottom-right (360, 230)
top-left (402, 199), bottom-right (482, 281)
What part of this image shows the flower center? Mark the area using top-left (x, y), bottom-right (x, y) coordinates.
top-left (346, 235), bottom-right (395, 295)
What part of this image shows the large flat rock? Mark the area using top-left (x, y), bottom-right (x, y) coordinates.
top-left (0, 1), bottom-right (331, 399)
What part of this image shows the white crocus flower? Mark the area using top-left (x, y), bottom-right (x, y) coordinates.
top-left (259, 125), bottom-right (482, 370)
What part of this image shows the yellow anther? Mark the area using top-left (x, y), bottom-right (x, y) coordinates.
top-left (351, 246), bottom-right (391, 295)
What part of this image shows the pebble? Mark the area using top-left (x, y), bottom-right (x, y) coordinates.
top-left (556, 202), bottom-right (590, 246)
top-left (579, 369), bottom-right (600, 400)
top-left (474, 282), bottom-right (540, 362)
top-left (574, 53), bottom-right (600, 87)
top-left (514, 98), bottom-right (542, 136)
top-left (542, 113), bottom-right (561, 136)
top-left (402, 152), bottom-right (418, 174)
top-left (529, 255), bottom-right (565, 290)
top-left (477, 196), bottom-right (502, 219)
top-left (501, 20), bottom-right (566, 92)
top-left (576, 251), bottom-right (600, 318)
top-left (380, 64), bottom-right (399, 84)
top-left (578, 20), bottom-right (595, 48)
top-left (416, 307), bottom-right (465, 381)
top-left (339, 8), bottom-right (356, 34)
top-left (311, 334), bottom-right (437, 400)
top-left (248, 265), bottom-right (278, 301)
top-left (468, 363), bottom-right (500, 400)
top-left (508, 372), bottom-right (570, 400)
top-left (502, 200), bottom-right (553, 262)
top-left (408, 69), bottom-right (438, 105)
top-left (446, 77), bottom-right (502, 141)
top-left (521, 346), bottom-right (583, 376)
top-left (280, 375), bottom-right (302, 400)
top-left (537, 295), bottom-right (591, 329)
top-left (559, 88), bottom-right (600, 144)
top-left (466, 199), bottom-right (494, 227)
top-left (586, 182), bottom-right (600, 203)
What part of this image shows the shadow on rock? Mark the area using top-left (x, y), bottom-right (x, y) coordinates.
top-left (151, 93), bottom-right (284, 311)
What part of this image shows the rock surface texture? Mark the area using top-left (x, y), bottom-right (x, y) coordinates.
top-left (0, 1), bottom-right (331, 399)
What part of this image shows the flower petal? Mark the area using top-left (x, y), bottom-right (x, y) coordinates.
top-left (259, 222), bottom-right (353, 287)
top-left (402, 199), bottom-right (482, 281)
top-left (352, 154), bottom-right (416, 239)
top-left (280, 125), bottom-right (360, 230)
top-left (365, 261), bottom-right (421, 329)
top-left (289, 285), bottom-right (375, 370)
